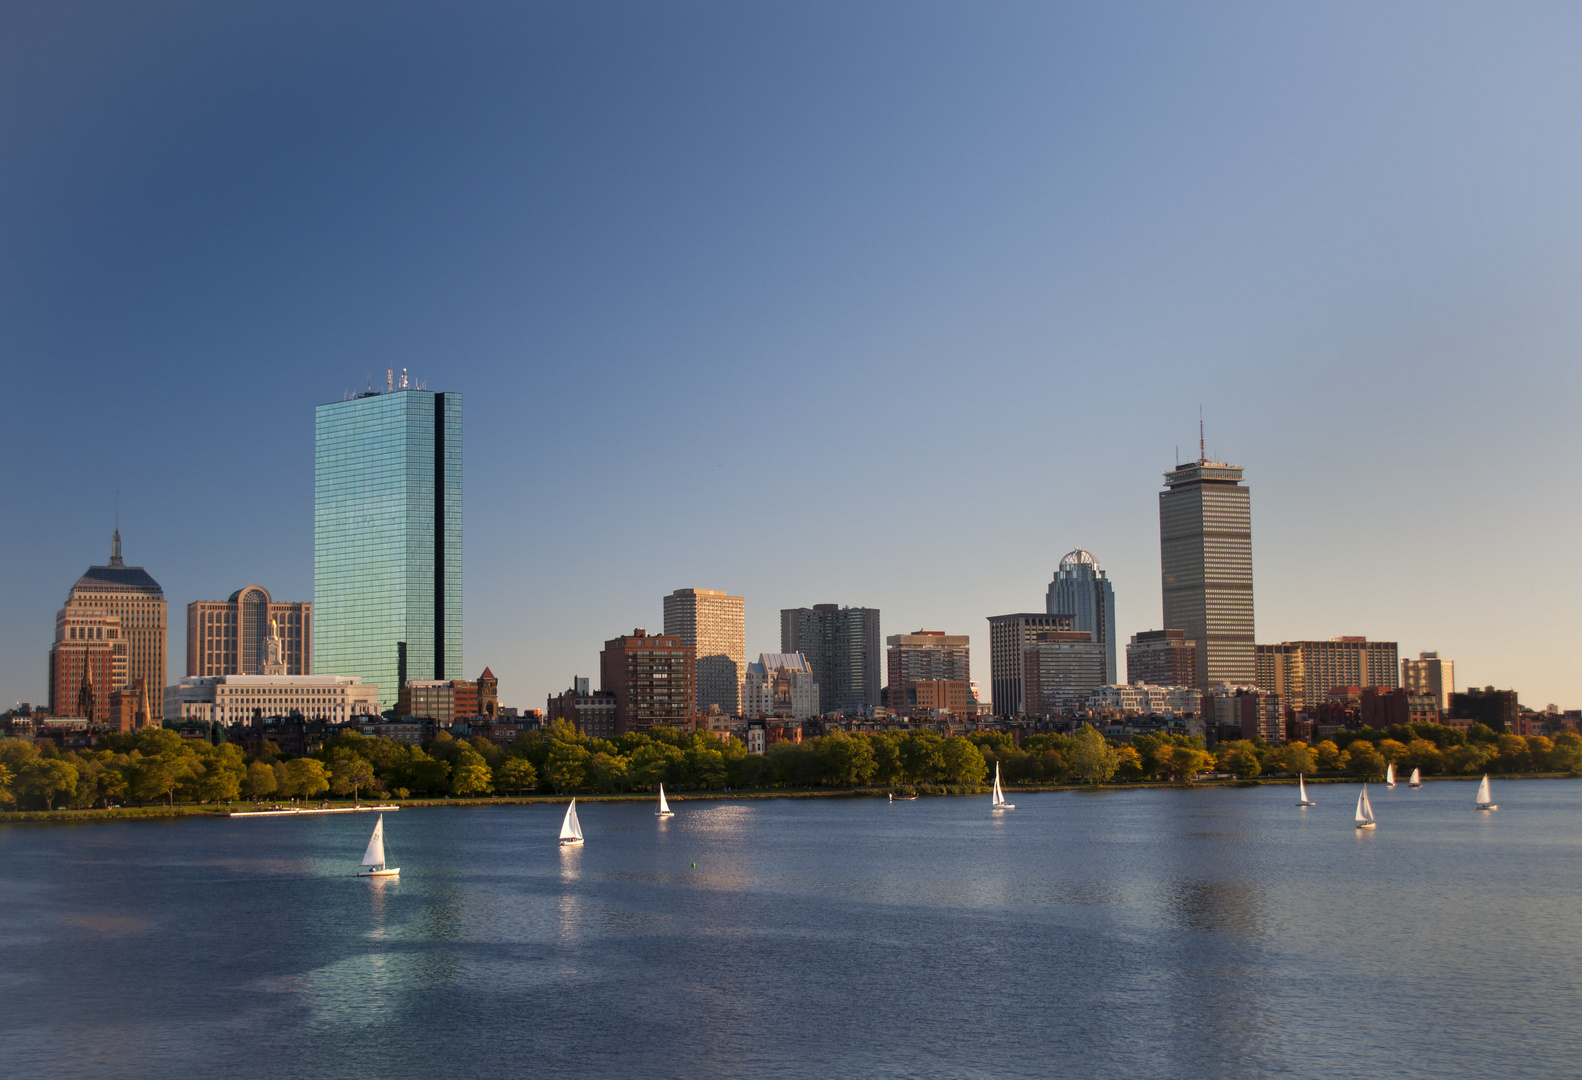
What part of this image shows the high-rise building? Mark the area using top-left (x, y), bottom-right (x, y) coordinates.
top-left (1126, 629), bottom-right (1198, 688)
top-left (780, 604), bottom-right (881, 716)
top-left (600, 629), bottom-right (695, 733)
top-left (1022, 630), bottom-right (1107, 715)
top-left (1255, 638), bottom-right (1399, 709)
top-left (1046, 549), bottom-right (1117, 684)
top-left (1402, 652), bottom-right (1454, 714)
top-left (886, 630), bottom-right (973, 713)
top-left (187, 586), bottom-right (310, 677)
top-left (663, 588), bottom-right (745, 715)
top-left (1160, 455), bottom-right (1254, 691)
top-left (48, 606), bottom-right (127, 722)
top-left (314, 380), bottom-right (462, 710)
top-left (742, 653), bottom-right (820, 719)
top-left (60, 531), bottom-right (166, 717)
top-left (986, 612), bottom-right (1076, 718)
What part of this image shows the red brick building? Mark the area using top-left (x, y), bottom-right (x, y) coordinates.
top-left (600, 629), bottom-right (695, 734)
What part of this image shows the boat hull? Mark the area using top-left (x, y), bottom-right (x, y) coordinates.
top-left (1477, 804), bottom-right (1498, 811)
top-left (559, 838), bottom-right (584, 846)
top-left (1296, 801), bottom-right (1316, 807)
top-left (992, 804), bottom-right (1015, 811)
top-left (655, 811), bottom-right (675, 818)
top-left (358, 867), bottom-right (400, 877)
top-left (1355, 822), bottom-right (1376, 829)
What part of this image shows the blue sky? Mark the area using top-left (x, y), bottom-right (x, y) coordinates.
top-left (3, 2), bottom-right (1579, 711)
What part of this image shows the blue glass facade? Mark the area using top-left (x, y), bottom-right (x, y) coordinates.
top-left (314, 390), bottom-right (462, 709)
top-left (1046, 549), bottom-right (1117, 685)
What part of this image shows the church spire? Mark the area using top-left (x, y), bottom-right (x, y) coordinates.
top-left (76, 654), bottom-right (96, 722)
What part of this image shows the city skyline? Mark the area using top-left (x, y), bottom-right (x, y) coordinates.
top-left (3, 5), bottom-right (1581, 711)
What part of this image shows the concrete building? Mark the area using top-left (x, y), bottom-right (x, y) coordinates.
top-left (1160, 455), bottom-right (1255, 691)
top-left (314, 375), bottom-right (462, 710)
top-left (164, 674), bottom-right (379, 724)
top-left (1126, 629), bottom-right (1198, 689)
top-left (742, 653), bottom-right (820, 720)
top-left (886, 630), bottom-right (973, 714)
top-left (47, 606), bottom-right (127, 723)
top-left (601, 629), bottom-right (695, 733)
top-left (1256, 638), bottom-right (1400, 709)
top-left (187, 587), bottom-right (310, 677)
top-left (1046, 549), bottom-right (1117, 684)
top-left (986, 612), bottom-right (1076, 718)
top-left (1087, 683), bottom-right (1201, 717)
top-left (1206, 683), bottom-right (1283, 745)
top-left (398, 677), bottom-right (483, 722)
top-left (1022, 630), bottom-right (1107, 715)
top-left (1402, 652), bottom-right (1454, 715)
top-left (663, 588), bottom-right (745, 716)
top-left (780, 604), bottom-right (881, 715)
top-left (61, 530), bottom-right (166, 718)
top-left (547, 676), bottom-right (619, 738)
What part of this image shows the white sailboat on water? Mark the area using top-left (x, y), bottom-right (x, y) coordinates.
top-left (1475, 774), bottom-right (1498, 811)
top-left (1296, 774), bottom-right (1316, 807)
top-left (991, 761), bottom-right (1014, 812)
top-left (357, 814), bottom-right (399, 877)
top-left (1386, 762), bottom-right (1396, 787)
top-left (560, 798), bottom-right (585, 846)
top-left (656, 784), bottom-right (675, 818)
top-left (1355, 784), bottom-right (1377, 829)
top-left (1408, 767), bottom-right (1423, 788)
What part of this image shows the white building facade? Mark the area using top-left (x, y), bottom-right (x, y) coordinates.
top-left (1087, 683), bottom-right (1200, 716)
top-left (164, 674), bottom-right (380, 724)
top-left (742, 653), bottom-right (820, 719)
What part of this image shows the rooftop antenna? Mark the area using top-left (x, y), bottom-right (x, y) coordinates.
top-left (400, 367), bottom-right (408, 390)
top-left (1198, 406), bottom-right (1205, 464)
top-left (387, 369), bottom-right (394, 394)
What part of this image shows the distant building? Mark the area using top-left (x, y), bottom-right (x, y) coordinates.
top-left (1256, 638), bottom-right (1399, 709)
top-left (1046, 549), bottom-right (1117, 684)
top-left (601, 629), bottom-right (695, 733)
top-left (186, 586), bottom-right (310, 677)
top-left (477, 667), bottom-right (499, 718)
top-left (886, 630), bottom-right (974, 715)
top-left (314, 377), bottom-right (462, 710)
top-left (986, 612), bottom-right (1075, 718)
top-left (742, 653), bottom-right (819, 720)
top-left (1206, 683), bottom-right (1283, 745)
top-left (107, 681), bottom-right (155, 734)
top-left (61, 530), bottom-right (166, 717)
top-left (1160, 456), bottom-right (1255, 690)
top-left (1402, 652), bottom-right (1454, 716)
top-left (164, 674), bottom-right (379, 724)
top-left (663, 588), bottom-right (745, 716)
top-left (48, 605), bottom-right (127, 723)
top-left (399, 677), bottom-right (482, 723)
top-left (1126, 629), bottom-right (1198, 689)
top-left (780, 604), bottom-right (881, 715)
top-left (1448, 686), bottom-right (1519, 733)
top-left (1022, 630), bottom-right (1107, 715)
top-left (1087, 683), bottom-right (1200, 717)
top-left (547, 676), bottom-right (619, 738)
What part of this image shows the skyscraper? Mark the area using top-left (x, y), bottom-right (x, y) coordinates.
top-left (187, 586), bottom-right (310, 677)
top-left (886, 630), bottom-right (973, 714)
top-left (1402, 652), bottom-right (1454, 715)
top-left (663, 588), bottom-right (745, 715)
top-left (1046, 549), bottom-right (1117, 684)
top-left (780, 604), bottom-right (881, 716)
top-left (600, 628), bottom-right (695, 733)
top-left (314, 379), bottom-right (461, 710)
top-left (60, 531), bottom-right (166, 717)
top-left (986, 612), bottom-right (1076, 718)
top-left (1159, 453), bottom-right (1254, 690)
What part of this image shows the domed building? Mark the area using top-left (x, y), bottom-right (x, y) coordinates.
top-left (1045, 548), bottom-right (1117, 685)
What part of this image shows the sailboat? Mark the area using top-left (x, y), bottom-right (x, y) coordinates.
top-left (656, 784), bottom-right (675, 818)
top-left (1386, 763), bottom-right (1396, 787)
top-left (1296, 774), bottom-right (1316, 807)
top-left (357, 814), bottom-right (399, 876)
top-left (560, 798), bottom-right (585, 846)
top-left (991, 761), bottom-right (1015, 812)
top-left (1408, 767), bottom-right (1423, 788)
top-left (1355, 784), bottom-right (1377, 829)
top-left (1475, 774), bottom-right (1498, 811)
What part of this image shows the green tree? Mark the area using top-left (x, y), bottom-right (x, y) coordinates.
top-left (1280, 742), bottom-right (1317, 776)
top-left (331, 757), bottom-right (376, 801)
top-left (18, 758), bottom-right (79, 810)
top-left (1466, 723), bottom-right (1498, 745)
top-left (1068, 725), bottom-right (1120, 784)
top-left (545, 742), bottom-right (590, 792)
top-left (1402, 738), bottom-right (1444, 776)
top-left (0, 761), bottom-right (13, 807)
top-left (1375, 738), bottom-right (1408, 765)
top-left (1313, 740), bottom-right (1343, 771)
top-left (1222, 745), bottom-right (1262, 779)
top-left (941, 737), bottom-right (989, 786)
top-left (1161, 745), bottom-right (1214, 780)
top-left (242, 760), bottom-right (277, 800)
top-left (1448, 742), bottom-right (1492, 775)
top-left (1551, 731), bottom-right (1582, 774)
top-left (132, 754), bottom-right (194, 807)
top-left (628, 742), bottom-right (684, 790)
top-left (815, 731), bottom-right (877, 787)
top-left (588, 752), bottom-right (630, 792)
top-left (450, 748), bottom-right (494, 796)
top-left (495, 757), bottom-right (538, 795)
top-left (1347, 743), bottom-right (1386, 777)
top-left (276, 758), bottom-right (329, 801)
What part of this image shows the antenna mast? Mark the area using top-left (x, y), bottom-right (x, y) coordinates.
top-left (1198, 406), bottom-right (1205, 463)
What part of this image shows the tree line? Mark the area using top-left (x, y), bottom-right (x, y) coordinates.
top-left (1, 719), bottom-right (1577, 811)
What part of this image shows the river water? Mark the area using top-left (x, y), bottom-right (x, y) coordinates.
top-left (2, 779), bottom-right (1579, 1079)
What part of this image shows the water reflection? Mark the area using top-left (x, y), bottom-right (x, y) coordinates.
top-left (364, 875), bottom-right (395, 939)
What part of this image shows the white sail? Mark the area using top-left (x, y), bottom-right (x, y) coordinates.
top-left (1386, 763), bottom-right (1395, 785)
top-left (361, 815), bottom-right (387, 867)
top-left (1298, 774), bottom-right (1308, 802)
top-left (992, 763), bottom-right (1003, 804)
top-left (1409, 767), bottom-right (1421, 786)
top-left (1359, 786), bottom-right (1375, 824)
top-left (561, 799), bottom-right (583, 841)
top-left (657, 784), bottom-right (672, 815)
top-left (1476, 775), bottom-right (1492, 806)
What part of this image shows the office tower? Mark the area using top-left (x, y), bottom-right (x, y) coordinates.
top-left (1046, 549), bottom-right (1117, 684)
top-left (663, 588), bottom-right (745, 715)
top-left (886, 631), bottom-right (973, 714)
top-left (187, 586), bottom-right (310, 677)
top-left (1022, 630), bottom-right (1107, 715)
top-left (1402, 652), bottom-right (1454, 714)
top-left (600, 628), bottom-right (695, 733)
top-left (61, 531), bottom-right (166, 717)
top-left (1159, 453), bottom-right (1254, 690)
top-left (314, 379), bottom-right (462, 710)
top-left (1126, 629), bottom-right (1198, 688)
top-left (1255, 638), bottom-right (1399, 709)
top-left (742, 653), bottom-right (820, 719)
top-left (780, 604), bottom-right (881, 716)
top-left (48, 607), bottom-right (127, 721)
top-left (986, 612), bottom-right (1076, 718)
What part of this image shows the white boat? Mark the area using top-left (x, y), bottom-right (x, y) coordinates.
top-left (560, 798), bottom-right (585, 845)
top-left (1355, 784), bottom-right (1376, 829)
top-left (356, 814), bottom-right (399, 876)
top-left (1475, 774), bottom-right (1498, 811)
top-left (656, 784), bottom-right (675, 818)
top-left (1296, 774), bottom-right (1316, 806)
top-left (991, 761), bottom-right (1015, 811)
top-left (1386, 763), bottom-right (1396, 787)
top-left (1408, 767), bottom-right (1423, 788)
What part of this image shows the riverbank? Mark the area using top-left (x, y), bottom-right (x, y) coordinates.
top-left (2, 772), bottom-right (1567, 824)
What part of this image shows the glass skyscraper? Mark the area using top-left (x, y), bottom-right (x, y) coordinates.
top-left (1159, 458), bottom-right (1254, 690)
top-left (1045, 548), bottom-right (1117, 685)
top-left (314, 386), bottom-right (461, 709)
